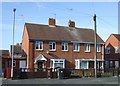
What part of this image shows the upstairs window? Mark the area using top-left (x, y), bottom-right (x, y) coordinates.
top-left (73, 43), bottom-right (80, 52)
top-left (84, 43), bottom-right (90, 52)
top-left (106, 47), bottom-right (110, 54)
top-left (35, 41), bottom-right (43, 50)
top-left (62, 42), bottom-right (68, 51)
top-left (49, 42), bottom-right (56, 51)
top-left (115, 47), bottom-right (118, 54)
top-left (97, 44), bottom-right (101, 52)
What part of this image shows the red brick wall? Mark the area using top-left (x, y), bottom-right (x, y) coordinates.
top-left (22, 26), bottom-right (29, 68)
top-left (30, 41), bottom-right (104, 69)
top-left (105, 35), bottom-right (119, 60)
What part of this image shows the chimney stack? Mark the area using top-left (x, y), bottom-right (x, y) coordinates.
top-left (68, 20), bottom-right (75, 27)
top-left (48, 18), bottom-right (56, 26)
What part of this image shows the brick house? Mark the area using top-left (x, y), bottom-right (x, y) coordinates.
top-left (105, 34), bottom-right (120, 69)
top-left (10, 43), bottom-right (26, 69)
top-left (22, 18), bottom-right (104, 71)
top-left (0, 50), bottom-right (10, 77)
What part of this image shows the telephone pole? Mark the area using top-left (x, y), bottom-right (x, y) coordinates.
top-left (93, 14), bottom-right (97, 78)
top-left (11, 8), bottom-right (16, 79)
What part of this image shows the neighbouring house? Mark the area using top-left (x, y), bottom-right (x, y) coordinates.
top-left (0, 50), bottom-right (11, 77)
top-left (22, 18), bottom-right (104, 71)
top-left (105, 34), bottom-right (120, 69)
top-left (10, 43), bottom-right (26, 69)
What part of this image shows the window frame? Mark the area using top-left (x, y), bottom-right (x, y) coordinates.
top-left (114, 47), bottom-right (118, 54)
top-left (97, 44), bottom-right (101, 52)
top-left (106, 47), bottom-right (110, 54)
top-left (61, 42), bottom-right (68, 51)
top-left (73, 43), bottom-right (80, 52)
top-left (84, 43), bottom-right (90, 52)
top-left (35, 41), bottom-right (43, 50)
top-left (50, 59), bottom-right (65, 69)
top-left (49, 42), bottom-right (56, 51)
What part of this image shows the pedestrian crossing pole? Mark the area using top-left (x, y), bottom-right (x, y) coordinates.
top-left (93, 14), bottom-right (97, 78)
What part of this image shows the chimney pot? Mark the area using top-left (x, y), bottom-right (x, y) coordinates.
top-left (68, 20), bottom-right (75, 27)
top-left (48, 18), bottom-right (56, 26)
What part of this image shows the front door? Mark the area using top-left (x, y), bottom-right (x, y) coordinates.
top-left (38, 62), bottom-right (43, 71)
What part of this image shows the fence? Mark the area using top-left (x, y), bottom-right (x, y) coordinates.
top-left (62, 68), bottom-right (120, 78)
top-left (6, 68), bottom-right (120, 79)
top-left (13, 68), bottom-right (57, 79)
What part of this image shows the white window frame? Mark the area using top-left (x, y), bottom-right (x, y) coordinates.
top-left (106, 47), bottom-right (110, 54)
top-left (50, 59), bottom-right (65, 69)
top-left (84, 43), bottom-right (90, 52)
top-left (61, 42), bottom-right (68, 51)
top-left (13, 60), bottom-right (16, 67)
top-left (49, 42), bottom-right (56, 51)
top-left (73, 43), bottom-right (80, 52)
top-left (115, 61), bottom-right (119, 68)
top-left (114, 47), bottom-right (118, 54)
top-left (35, 41), bottom-right (43, 50)
top-left (75, 59), bottom-right (80, 69)
top-left (97, 44), bottom-right (101, 52)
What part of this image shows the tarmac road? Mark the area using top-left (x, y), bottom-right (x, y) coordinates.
top-left (2, 76), bottom-right (120, 85)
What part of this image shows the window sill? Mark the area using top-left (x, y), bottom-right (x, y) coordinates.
top-left (73, 50), bottom-right (80, 52)
top-left (49, 50), bottom-right (56, 52)
top-left (62, 50), bottom-right (68, 52)
top-left (85, 51), bottom-right (90, 53)
top-left (35, 49), bottom-right (43, 51)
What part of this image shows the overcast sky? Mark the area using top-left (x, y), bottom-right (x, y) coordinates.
top-left (1, 2), bottom-right (118, 50)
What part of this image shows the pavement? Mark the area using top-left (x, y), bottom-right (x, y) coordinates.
top-left (1, 76), bottom-right (120, 84)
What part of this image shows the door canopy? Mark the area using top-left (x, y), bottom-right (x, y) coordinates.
top-left (34, 54), bottom-right (47, 64)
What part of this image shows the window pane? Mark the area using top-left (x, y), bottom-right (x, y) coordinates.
top-left (53, 43), bottom-right (55, 49)
top-left (81, 61), bottom-right (87, 69)
top-left (54, 63), bottom-right (63, 68)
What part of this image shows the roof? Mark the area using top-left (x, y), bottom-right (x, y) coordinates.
top-left (0, 50), bottom-right (9, 55)
top-left (25, 23), bottom-right (104, 43)
top-left (0, 50), bottom-right (9, 58)
top-left (10, 44), bottom-right (21, 54)
top-left (112, 34), bottom-right (120, 41)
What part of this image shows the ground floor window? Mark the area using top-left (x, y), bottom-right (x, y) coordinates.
top-left (115, 61), bottom-right (119, 68)
top-left (110, 61), bottom-right (113, 68)
top-left (50, 59), bottom-right (65, 69)
top-left (19, 60), bottom-right (26, 68)
top-left (75, 59), bottom-right (103, 69)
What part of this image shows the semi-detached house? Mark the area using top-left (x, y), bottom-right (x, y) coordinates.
top-left (22, 18), bottom-right (104, 71)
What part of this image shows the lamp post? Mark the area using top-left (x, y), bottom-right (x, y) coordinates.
top-left (93, 14), bottom-right (97, 78)
top-left (11, 8), bottom-right (16, 79)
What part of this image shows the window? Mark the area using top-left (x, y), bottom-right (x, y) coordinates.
top-left (115, 61), bottom-right (119, 68)
top-left (13, 60), bottom-right (16, 67)
top-left (97, 44), bottom-right (101, 52)
top-left (81, 61), bottom-right (88, 69)
top-left (50, 59), bottom-right (65, 69)
top-left (75, 60), bottom-right (79, 69)
top-left (35, 41), bottom-right (43, 50)
top-left (106, 47), bottom-right (110, 54)
top-left (105, 61), bottom-right (109, 68)
top-left (49, 42), bottom-right (56, 51)
top-left (84, 43), bottom-right (90, 52)
top-left (73, 43), bottom-right (80, 52)
top-left (115, 47), bottom-right (118, 54)
top-left (62, 42), bottom-right (68, 51)
top-left (110, 61), bottom-right (113, 68)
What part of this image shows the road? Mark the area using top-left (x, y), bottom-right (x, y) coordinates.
top-left (2, 77), bottom-right (120, 85)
